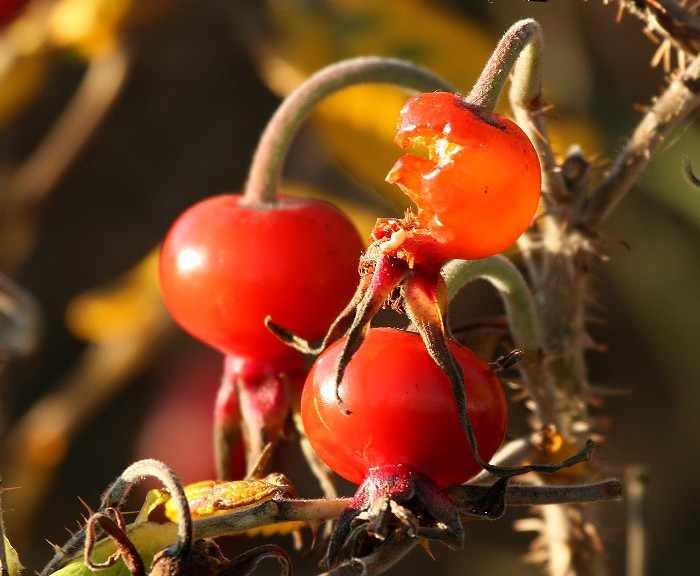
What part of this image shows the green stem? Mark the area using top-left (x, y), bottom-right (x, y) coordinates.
top-left (442, 256), bottom-right (565, 430)
top-left (243, 56), bottom-right (455, 204)
top-left (466, 19), bottom-right (544, 118)
top-left (442, 256), bottom-right (543, 356)
top-left (507, 25), bottom-right (568, 204)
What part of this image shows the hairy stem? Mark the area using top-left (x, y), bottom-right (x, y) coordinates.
top-left (191, 479), bottom-right (622, 541)
top-left (40, 459), bottom-right (191, 576)
top-left (442, 256), bottom-right (573, 431)
top-left (467, 19), bottom-right (543, 114)
top-left (244, 57), bottom-right (455, 204)
top-left (106, 459), bottom-right (192, 557)
top-left (443, 256), bottom-right (543, 355)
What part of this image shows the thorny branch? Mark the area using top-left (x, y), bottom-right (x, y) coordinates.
top-left (607, 0), bottom-right (700, 61)
top-left (581, 50), bottom-right (700, 228)
top-left (191, 480), bottom-right (622, 541)
top-left (39, 464), bottom-right (621, 576)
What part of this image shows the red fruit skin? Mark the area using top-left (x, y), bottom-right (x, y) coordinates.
top-left (222, 352), bottom-right (306, 444)
top-left (159, 194), bottom-right (364, 362)
top-left (301, 328), bottom-right (508, 488)
top-left (386, 91), bottom-right (541, 262)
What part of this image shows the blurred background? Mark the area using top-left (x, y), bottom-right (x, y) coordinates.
top-left (0, 1), bottom-right (698, 574)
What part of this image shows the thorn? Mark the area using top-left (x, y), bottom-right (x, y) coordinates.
top-left (616, 2), bottom-right (624, 22)
top-left (46, 540), bottom-right (64, 554)
top-left (247, 442), bottom-right (275, 479)
top-left (419, 540), bottom-right (435, 560)
top-left (78, 496), bottom-right (94, 516)
top-left (683, 156), bottom-right (700, 187)
top-left (490, 349), bottom-right (524, 371)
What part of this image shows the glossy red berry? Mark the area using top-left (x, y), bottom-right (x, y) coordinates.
top-left (384, 91), bottom-right (541, 264)
top-left (159, 194), bottom-right (364, 362)
top-left (301, 327), bottom-right (508, 488)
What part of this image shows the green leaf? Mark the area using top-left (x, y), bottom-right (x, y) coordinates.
top-left (49, 522), bottom-right (176, 576)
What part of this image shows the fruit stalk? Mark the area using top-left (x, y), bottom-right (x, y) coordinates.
top-left (243, 56), bottom-right (455, 204)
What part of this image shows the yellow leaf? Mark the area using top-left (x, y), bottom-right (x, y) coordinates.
top-left (3, 535), bottom-right (24, 576)
top-left (65, 248), bottom-right (166, 342)
top-left (160, 476), bottom-right (308, 539)
top-left (164, 477), bottom-right (289, 522)
top-left (0, 55), bottom-right (47, 127)
top-left (139, 489), bottom-right (172, 524)
top-left (47, 0), bottom-right (131, 57)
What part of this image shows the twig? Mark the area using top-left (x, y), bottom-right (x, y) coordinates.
top-left (191, 480), bottom-right (622, 541)
top-left (612, 0), bottom-right (700, 58)
top-left (581, 51), bottom-right (700, 228)
top-left (7, 44), bottom-right (131, 207)
top-left (318, 531), bottom-right (419, 576)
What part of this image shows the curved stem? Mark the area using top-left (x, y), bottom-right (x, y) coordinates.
top-left (507, 29), bottom-right (568, 204)
top-left (466, 19), bottom-right (544, 118)
top-left (243, 56), bottom-right (455, 204)
top-left (7, 46), bottom-right (130, 208)
top-left (106, 459), bottom-right (192, 558)
top-left (442, 256), bottom-right (543, 356)
top-left (442, 256), bottom-right (570, 433)
top-left (40, 459), bottom-right (191, 576)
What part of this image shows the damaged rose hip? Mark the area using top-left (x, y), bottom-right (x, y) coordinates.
top-left (383, 91), bottom-right (541, 265)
